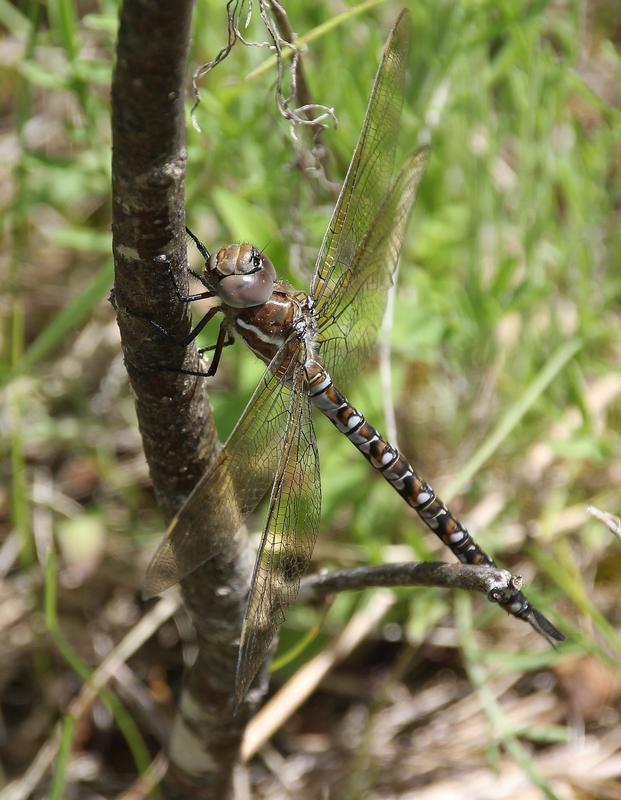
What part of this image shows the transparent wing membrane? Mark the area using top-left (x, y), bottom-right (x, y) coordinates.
top-left (317, 147), bottom-right (428, 387)
top-left (311, 10), bottom-right (410, 314)
top-left (144, 347), bottom-right (299, 597)
top-left (235, 365), bottom-right (321, 702)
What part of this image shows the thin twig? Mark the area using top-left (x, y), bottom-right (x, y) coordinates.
top-left (191, 0), bottom-right (336, 186)
top-left (191, 0), bottom-right (244, 128)
top-left (298, 562), bottom-right (522, 604)
top-left (588, 505), bottom-right (621, 539)
top-left (269, 0), bottom-right (334, 185)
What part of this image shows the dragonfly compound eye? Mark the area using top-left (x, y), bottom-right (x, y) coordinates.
top-left (210, 244), bottom-right (276, 308)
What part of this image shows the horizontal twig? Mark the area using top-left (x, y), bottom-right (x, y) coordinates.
top-left (298, 561), bottom-right (521, 604)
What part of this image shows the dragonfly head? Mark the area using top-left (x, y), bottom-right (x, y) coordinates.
top-left (207, 244), bottom-right (276, 308)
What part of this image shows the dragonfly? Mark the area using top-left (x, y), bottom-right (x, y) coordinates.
top-left (144, 10), bottom-right (564, 704)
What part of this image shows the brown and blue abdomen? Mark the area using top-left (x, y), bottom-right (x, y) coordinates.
top-left (305, 361), bottom-right (563, 638)
top-left (307, 366), bottom-right (494, 568)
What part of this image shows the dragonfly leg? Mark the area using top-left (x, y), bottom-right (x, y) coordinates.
top-left (173, 284), bottom-right (215, 303)
top-left (173, 305), bottom-right (222, 348)
top-left (122, 303), bottom-right (223, 349)
top-left (153, 248), bottom-right (215, 301)
top-left (185, 226), bottom-right (211, 265)
top-left (168, 258), bottom-right (215, 302)
top-left (196, 321), bottom-right (231, 377)
top-left (139, 319), bottom-right (232, 378)
top-left (127, 318), bottom-right (235, 378)
top-left (156, 362), bottom-right (224, 378)
top-left (198, 330), bottom-right (234, 355)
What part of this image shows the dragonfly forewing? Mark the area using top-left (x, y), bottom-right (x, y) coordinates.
top-left (310, 9), bottom-right (410, 313)
top-left (144, 347), bottom-right (301, 597)
top-left (317, 146), bottom-right (429, 387)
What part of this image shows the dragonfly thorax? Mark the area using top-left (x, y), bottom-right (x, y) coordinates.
top-left (208, 243), bottom-right (276, 309)
top-left (225, 284), bottom-right (313, 368)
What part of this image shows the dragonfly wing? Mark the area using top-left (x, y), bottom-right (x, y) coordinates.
top-left (310, 10), bottom-right (409, 313)
top-left (144, 346), bottom-right (299, 597)
top-left (235, 364), bottom-right (321, 703)
top-left (317, 147), bottom-right (428, 387)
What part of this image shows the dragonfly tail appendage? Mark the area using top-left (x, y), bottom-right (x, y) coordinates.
top-left (309, 366), bottom-right (564, 643)
top-left (487, 581), bottom-right (565, 643)
top-left (516, 597), bottom-right (565, 644)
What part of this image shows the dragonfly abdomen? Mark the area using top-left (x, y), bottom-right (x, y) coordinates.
top-left (308, 369), bottom-right (494, 567)
top-left (306, 363), bottom-right (566, 640)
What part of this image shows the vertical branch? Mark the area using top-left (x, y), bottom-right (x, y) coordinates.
top-left (111, 3), bottom-right (257, 797)
top-left (111, 0), bottom-right (214, 511)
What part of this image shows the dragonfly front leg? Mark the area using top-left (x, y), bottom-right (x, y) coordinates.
top-left (115, 245), bottom-right (220, 347)
top-left (165, 256), bottom-right (215, 304)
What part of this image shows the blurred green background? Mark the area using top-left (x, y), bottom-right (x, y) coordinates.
top-left (1, 0), bottom-right (620, 797)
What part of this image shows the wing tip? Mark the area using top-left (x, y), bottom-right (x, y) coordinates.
top-left (388, 9), bottom-right (412, 66)
top-left (143, 540), bottom-right (181, 599)
top-left (395, 8), bottom-right (411, 27)
top-left (403, 145), bottom-right (431, 174)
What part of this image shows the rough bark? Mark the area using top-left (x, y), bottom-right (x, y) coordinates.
top-left (111, 3), bottom-right (256, 797)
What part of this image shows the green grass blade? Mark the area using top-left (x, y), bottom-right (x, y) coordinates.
top-left (50, 716), bottom-right (75, 800)
top-left (537, 543), bottom-right (621, 658)
top-left (445, 338), bottom-right (583, 502)
top-left (271, 624), bottom-right (321, 671)
top-left (45, 549), bottom-right (152, 778)
top-left (0, 0), bottom-right (29, 35)
top-left (9, 299), bottom-right (33, 568)
top-left (3, 262), bottom-right (113, 383)
top-left (47, 0), bottom-right (79, 62)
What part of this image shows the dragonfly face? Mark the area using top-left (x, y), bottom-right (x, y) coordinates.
top-left (208, 243), bottom-right (277, 308)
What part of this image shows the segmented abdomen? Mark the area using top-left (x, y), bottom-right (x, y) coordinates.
top-left (305, 362), bottom-right (538, 626)
top-left (308, 370), bottom-right (491, 565)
